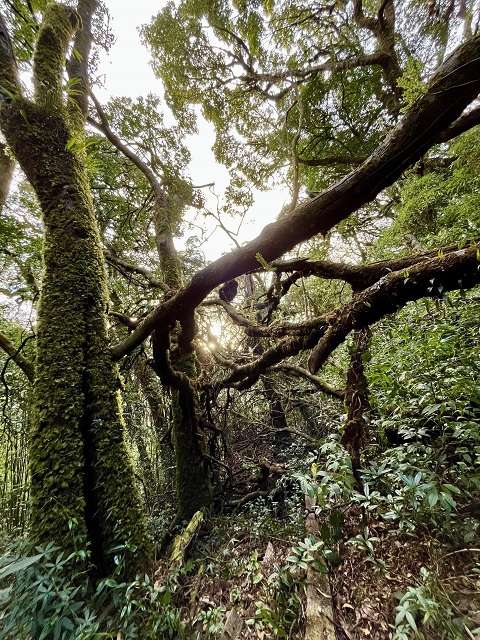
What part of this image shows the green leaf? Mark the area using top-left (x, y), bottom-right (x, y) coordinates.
top-left (0, 554), bottom-right (43, 580)
top-left (405, 610), bottom-right (417, 631)
top-left (427, 489), bottom-right (439, 507)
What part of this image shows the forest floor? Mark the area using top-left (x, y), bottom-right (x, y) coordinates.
top-left (155, 439), bottom-right (480, 639)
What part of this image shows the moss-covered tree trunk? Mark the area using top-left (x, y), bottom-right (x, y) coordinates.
top-left (153, 204), bottom-right (212, 521)
top-left (0, 4), bottom-right (150, 575)
top-left (342, 328), bottom-right (371, 486)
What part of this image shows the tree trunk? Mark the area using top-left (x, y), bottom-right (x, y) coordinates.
top-left (341, 328), bottom-right (371, 486)
top-left (249, 331), bottom-right (292, 448)
top-left (133, 354), bottom-right (175, 496)
top-left (261, 374), bottom-right (292, 447)
top-left (153, 207), bottom-right (213, 521)
top-left (0, 5), bottom-right (150, 575)
top-left (89, 93), bottom-right (214, 522)
top-left (171, 352), bottom-right (213, 521)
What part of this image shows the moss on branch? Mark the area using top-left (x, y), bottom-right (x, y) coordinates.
top-left (33, 4), bottom-right (80, 109)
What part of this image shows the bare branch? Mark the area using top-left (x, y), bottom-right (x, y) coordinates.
top-left (0, 331), bottom-right (34, 382)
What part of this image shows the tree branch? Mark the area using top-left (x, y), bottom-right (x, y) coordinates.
top-left (0, 331), bottom-right (34, 382)
top-left (0, 142), bottom-right (14, 211)
top-left (33, 4), bottom-right (80, 109)
top-left (0, 12), bottom-right (21, 99)
top-left (308, 243), bottom-right (480, 373)
top-left (104, 247), bottom-right (168, 291)
top-left (436, 104), bottom-right (480, 143)
top-left (215, 327), bottom-right (326, 390)
top-left (67, 0), bottom-right (98, 118)
top-left (270, 241), bottom-right (473, 291)
top-left (111, 34), bottom-right (480, 360)
top-left (271, 363), bottom-right (344, 399)
top-left (202, 298), bottom-right (326, 337)
top-left (88, 94), bottom-right (163, 199)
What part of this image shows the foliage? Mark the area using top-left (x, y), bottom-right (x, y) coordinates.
top-left (1, 0), bottom-right (480, 636)
top-left (0, 534), bottom-right (186, 640)
top-left (393, 566), bottom-right (480, 639)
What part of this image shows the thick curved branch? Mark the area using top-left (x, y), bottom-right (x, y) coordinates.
top-left (298, 154), bottom-right (455, 170)
top-left (271, 241), bottom-right (474, 291)
top-left (353, 0), bottom-right (378, 31)
top-left (0, 331), bottom-right (34, 382)
top-left (112, 35), bottom-right (480, 360)
top-left (223, 242), bottom-right (480, 386)
top-left (33, 4), bottom-right (80, 109)
top-left (308, 243), bottom-right (480, 373)
top-left (437, 104), bottom-right (480, 143)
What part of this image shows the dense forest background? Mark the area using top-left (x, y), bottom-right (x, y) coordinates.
top-left (0, 0), bottom-right (480, 638)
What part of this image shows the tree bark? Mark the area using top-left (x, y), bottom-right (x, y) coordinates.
top-left (0, 4), bottom-right (150, 575)
top-left (342, 329), bottom-right (371, 485)
top-left (0, 142), bottom-right (14, 213)
top-left (261, 374), bottom-right (291, 447)
top-left (133, 354), bottom-right (175, 496)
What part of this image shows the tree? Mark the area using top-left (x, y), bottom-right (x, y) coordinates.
top-left (1, 0), bottom-right (480, 585)
top-left (0, 2), bottom-right (150, 576)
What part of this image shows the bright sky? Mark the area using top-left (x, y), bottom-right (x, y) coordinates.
top-left (98, 0), bottom-right (288, 261)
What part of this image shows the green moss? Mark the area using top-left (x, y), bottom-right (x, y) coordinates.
top-left (33, 4), bottom-right (80, 110)
top-left (1, 95), bottom-right (151, 576)
top-left (171, 352), bottom-right (213, 521)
